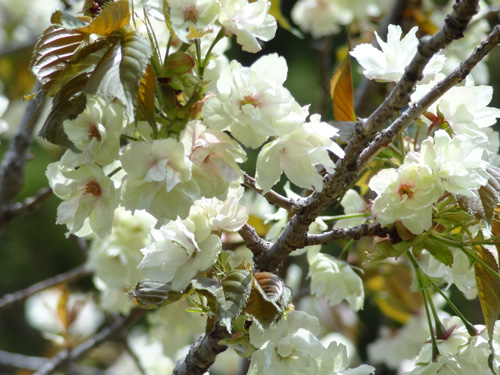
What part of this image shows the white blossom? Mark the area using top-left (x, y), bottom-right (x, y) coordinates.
top-left (202, 53), bottom-right (309, 149)
top-left (120, 139), bottom-right (200, 221)
top-left (180, 120), bottom-right (246, 200)
top-left (369, 159), bottom-right (444, 234)
top-left (193, 184), bottom-right (249, 232)
top-left (413, 82), bottom-right (500, 159)
top-left (419, 130), bottom-right (489, 198)
top-left (308, 250), bottom-right (364, 312)
top-left (249, 311), bottom-right (374, 375)
top-left (46, 160), bottom-right (119, 238)
top-left (167, 0), bottom-right (221, 43)
top-left (417, 248), bottom-right (477, 300)
top-left (350, 25), bottom-right (444, 83)
top-left (218, 0), bottom-right (277, 53)
top-left (87, 208), bottom-right (155, 312)
top-left (25, 288), bottom-right (104, 343)
top-left (256, 114), bottom-right (344, 193)
top-left (138, 210), bottom-right (221, 291)
top-left (334, 189), bottom-right (367, 229)
top-left (407, 317), bottom-right (500, 375)
top-left (291, 0), bottom-right (388, 38)
top-left (63, 96), bottom-right (128, 166)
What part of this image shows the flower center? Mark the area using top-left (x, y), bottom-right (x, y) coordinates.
top-left (88, 124), bottom-right (102, 142)
top-left (239, 95), bottom-right (261, 110)
top-left (83, 181), bottom-right (102, 197)
top-left (183, 5), bottom-right (199, 23)
top-left (398, 182), bottom-right (414, 200)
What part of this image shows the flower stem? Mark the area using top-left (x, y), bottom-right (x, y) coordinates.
top-left (199, 28), bottom-right (226, 80)
top-left (421, 289), bottom-right (440, 361)
top-left (431, 281), bottom-right (478, 336)
top-left (426, 288), bottom-right (445, 340)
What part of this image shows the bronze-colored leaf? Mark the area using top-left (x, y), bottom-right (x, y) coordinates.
top-left (457, 166), bottom-right (500, 232)
top-left (77, 0), bottom-right (130, 35)
top-left (30, 26), bottom-right (88, 94)
top-left (137, 63), bottom-right (157, 135)
top-left (243, 272), bottom-right (290, 328)
top-left (39, 73), bottom-right (89, 148)
top-left (474, 245), bottom-right (500, 339)
top-left (330, 53), bottom-right (356, 122)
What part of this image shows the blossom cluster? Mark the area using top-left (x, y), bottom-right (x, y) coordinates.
top-left (21, 0), bottom-right (500, 374)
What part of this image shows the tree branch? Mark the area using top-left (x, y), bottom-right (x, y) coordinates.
top-left (238, 223), bottom-right (272, 258)
top-left (359, 24), bottom-right (500, 170)
top-left (254, 0), bottom-right (481, 272)
top-left (0, 264), bottom-right (90, 310)
top-left (173, 321), bottom-right (230, 375)
top-left (33, 308), bottom-right (145, 375)
top-left (304, 223), bottom-right (394, 246)
top-left (0, 187), bottom-right (52, 232)
top-left (242, 172), bottom-right (301, 212)
top-left (0, 349), bottom-right (105, 375)
top-left (0, 81), bottom-right (44, 206)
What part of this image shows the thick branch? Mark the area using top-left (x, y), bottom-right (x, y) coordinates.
top-left (173, 322), bottom-right (230, 375)
top-left (238, 223), bottom-right (271, 258)
top-left (0, 265), bottom-right (90, 310)
top-left (0, 187), bottom-right (52, 232)
top-left (0, 81), bottom-right (44, 205)
top-left (254, 0), bottom-right (481, 271)
top-left (33, 308), bottom-right (145, 375)
top-left (243, 172), bottom-right (301, 212)
top-left (305, 223), bottom-right (394, 246)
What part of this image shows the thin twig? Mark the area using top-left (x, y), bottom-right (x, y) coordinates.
top-left (0, 187), bottom-right (52, 231)
top-left (0, 81), bottom-right (45, 205)
top-left (33, 308), bottom-right (145, 375)
top-left (0, 349), bottom-right (105, 375)
top-left (0, 265), bottom-right (90, 310)
top-left (173, 321), bottom-right (230, 375)
top-left (242, 172), bottom-right (301, 212)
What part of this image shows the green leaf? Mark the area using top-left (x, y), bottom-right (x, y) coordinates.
top-left (474, 245), bottom-right (500, 339)
top-left (220, 270), bottom-right (252, 331)
top-left (191, 277), bottom-right (224, 312)
top-left (423, 236), bottom-right (454, 267)
top-left (77, 0), bottom-right (130, 35)
top-left (243, 272), bottom-right (291, 328)
top-left (457, 166), bottom-right (500, 232)
top-left (30, 26), bottom-right (88, 94)
top-left (86, 30), bottom-right (152, 120)
top-left (162, 52), bottom-right (195, 77)
top-left (128, 280), bottom-right (186, 309)
top-left (330, 53), bottom-right (356, 122)
top-left (39, 73), bottom-right (89, 148)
